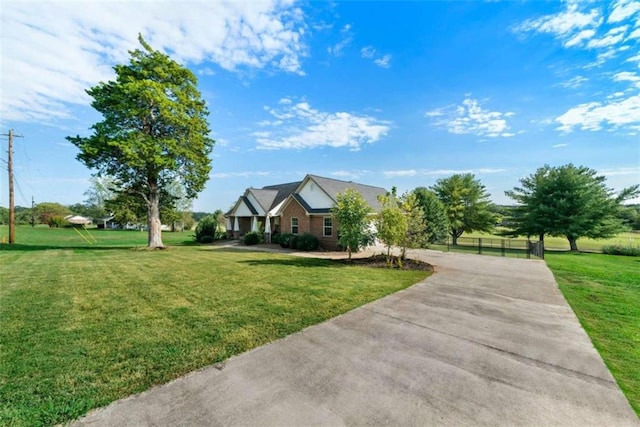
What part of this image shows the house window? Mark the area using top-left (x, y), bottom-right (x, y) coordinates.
top-left (291, 217), bottom-right (299, 234)
top-left (323, 217), bottom-right (332, 237)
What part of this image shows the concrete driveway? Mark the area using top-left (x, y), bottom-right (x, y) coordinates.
top-left (74, 249), bottom-right (638, 426)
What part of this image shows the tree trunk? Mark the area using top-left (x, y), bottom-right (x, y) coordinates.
top-left (147, 180), bottom-right (164, 249)
top-left (568, 236), bottom-right (578, 252)
top-left (451, 232), bottom-right (458, 246)
top-left (539, 233), bottom-right (544, 243)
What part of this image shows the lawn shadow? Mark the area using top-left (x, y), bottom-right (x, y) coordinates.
top-left (0, 242), bottom-right (195, 252)
top-left (237, 257), bottom-right (342, 268)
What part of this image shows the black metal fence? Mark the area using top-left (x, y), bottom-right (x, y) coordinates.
top-left (433, 236), bottom-right (544, 259)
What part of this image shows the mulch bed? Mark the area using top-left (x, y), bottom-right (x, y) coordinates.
top-left (337, 254), bottom-right (434, 272)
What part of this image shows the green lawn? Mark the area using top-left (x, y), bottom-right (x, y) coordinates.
top-left (0, 227), bottom-right (429, 426)
top-left (545, 252), bottom-right (640, 416)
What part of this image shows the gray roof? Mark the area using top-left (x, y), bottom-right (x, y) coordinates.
top-left (262, 181), bottom-right (302, 210)
top-left (306, 174), bottom-right (387, 212)
top-left (248, 188), bottom-right (279, 213)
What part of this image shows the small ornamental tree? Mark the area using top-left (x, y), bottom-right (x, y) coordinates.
top-left (332, 188), bottom-right (373, 260)
top-left (67, 35), bottom-right (214, 249)
top-left (400, 191), bottom-right (429, 259)
top-left (376, 192), bottom-right (407, 265)
top-left (431, 174), bottom-right (496, 245)
top-left (506, 164), bottom-right (639, 251)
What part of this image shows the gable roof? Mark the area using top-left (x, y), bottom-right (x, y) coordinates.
top-left (226, 175), bottom-right (387, 217)
top-left (304, 174), bottom-right (386, 212)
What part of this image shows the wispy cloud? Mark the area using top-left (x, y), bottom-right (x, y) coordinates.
top-left (552, 143), bottom-right (569, 148)
top-left (255, 100), bottom-right (391, 150)
top-left (558, 75), bottom-right (588, 88)
top-left (514, 1), bottom-right (640, 134)
top-left (210, 171), bottom-right (271, 179)
top-left (327, 24), bottom-right (353, 57)
top-left (360, 45), bottom-right (392, 68)
top-left (1, 1), bottom-right (308, 123)
top-left (383, 168), bottom-right (506, 178)
top-left (555, 94), bottom-right (640, 132)
top-left (426, 98), bottom-right (516, 138)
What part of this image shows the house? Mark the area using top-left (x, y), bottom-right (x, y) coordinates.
top-left (225, 174), bottom-right (387, 250)
top-left (64, 215), bottom-right (92, 226)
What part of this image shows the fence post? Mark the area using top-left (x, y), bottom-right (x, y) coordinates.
top-left (478, 238), bottom-right (482, 254)
top-left (501, 239), bottom-right (505, 257)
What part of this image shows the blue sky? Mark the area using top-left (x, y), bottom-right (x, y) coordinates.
top-left (1, 0), bottom-right (639, 213)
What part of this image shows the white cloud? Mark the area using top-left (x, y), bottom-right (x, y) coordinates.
top-left (383, 170), bottom-right (417, 178)
top-left (552, 143), bottom-right (569, 148)
top-left (629, 27), bottom-right (640, 38)
top-left (608, 0), bottom-right (640, 23)
top-left (559, 75), bottom-right (589, 88)
top-left (564, 29), bottom-right (596, 47)
top-left (361, 46), bottom-right (376, 58)
top-left (514, 3), bottom-right (601, 37)
top-left (327, 24), bottom-right (353, 56)
top-left (255, 101), bottom-right (391, 150)
top-left (210, 171), bottom-right (271, 179)
top-left (613, 71), bottom-right (640, 87)
top-left (1, 1), bottom-right (307, 123)
top-left (586, 32), bottom-right (626, 48)
top-left (374, 54), bottom-right (392, 68)
top-left (600, 166), bottom-right (640, 176)
top-left (426, 98), bottom-right (516, 138)
top-left (555, 95), bottom-right (640, 132)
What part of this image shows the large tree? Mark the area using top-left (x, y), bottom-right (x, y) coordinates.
top-left (68, 35), bottom-right (214, 248)
top-left (332, 188), bottom-right (374, 260)
top-left (431, 174), bottom-right (496, 245)
top-left (412, 187), bottom-right (449, 244)
top-left (505, 164), bottom-right (639, 251)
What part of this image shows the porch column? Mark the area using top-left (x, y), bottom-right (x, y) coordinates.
top-left (251, 216), bottom-right (258, 232)
top-left (225, 217), bottom-right (232, 238)
top-left (233, 216), bottom-right (239, 239)
top-left (264, 215), bottom-right (271, 243)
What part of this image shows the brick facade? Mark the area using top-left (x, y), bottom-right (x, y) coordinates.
top-left (280, 199), bottom-right (340, 250)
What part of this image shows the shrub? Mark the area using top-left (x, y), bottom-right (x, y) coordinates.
top-left (199, 235), bottom-right (214, 244)
top-left (290, 235), bottom-right (298, 250)
top-left (279, 233), bottom-right (293, 248)
top-left (244, 231), bottom-right (261, 246)
top-left (48, 215), bottom-right (67, 228)
top-left (295, 233), bottom-right (319, 251)
top-left (602, 244), bottom-right (640, 256)
top-left (271, 233), bottom-right (281, 244)
top-left (195, 215), bottom-right (219, 242)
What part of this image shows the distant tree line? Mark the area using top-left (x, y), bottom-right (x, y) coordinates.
top-left (332, 165), bottom-right (638, 255)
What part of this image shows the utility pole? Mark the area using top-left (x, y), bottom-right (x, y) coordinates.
top-left (3, 130), bottom-right (22, 244)
top-left (31, 196), bottom-right (35, 227)
top-left (8, 130), bottom-right (15, 243)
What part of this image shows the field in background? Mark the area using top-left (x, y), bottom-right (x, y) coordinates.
top-left (546, 252), bottom-right (640, 415)
top-left (461, 230), bottom-right (639, 252)
top-left (0, 226), bottom-right (428, 425)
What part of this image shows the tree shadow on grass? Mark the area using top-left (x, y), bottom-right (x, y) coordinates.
top-left (0, 242), bottom-right (195, 252)
top-left (237, 258), bottom-right (342, 268)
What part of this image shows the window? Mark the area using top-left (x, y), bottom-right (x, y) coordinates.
top-left (291, 217), bottom-right (299, 234)
top-left (323, 217), bottom-right (332, 237)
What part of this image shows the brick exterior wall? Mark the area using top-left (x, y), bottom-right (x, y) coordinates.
top-left (280, 199), bottom-right (340, 250)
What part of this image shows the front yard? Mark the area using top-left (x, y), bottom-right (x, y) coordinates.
top-left (0, 243), bottom-right (428, 426)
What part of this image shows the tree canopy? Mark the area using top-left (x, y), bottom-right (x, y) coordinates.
top-left (332, 188), bottom-right (374, 260)
top-left (505, 164), bottom-right (639, 251)
top-left (431, 174), bottom-right (496, 245)
top-left (67, 35), bottom-right (214, 248)
top-left (412, 187), bottom-right (449, 244)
